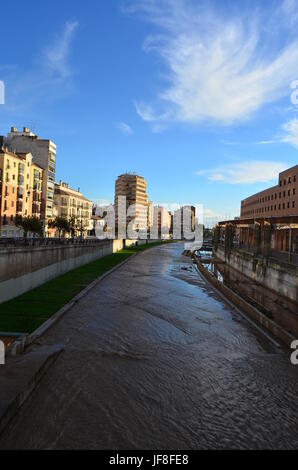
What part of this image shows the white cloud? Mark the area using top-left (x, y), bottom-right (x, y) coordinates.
top-left (280, 118), bottom-right (298, 147)
top-left (94, 199), bottom-right (113, 207)
top-left (44, 21), bottom-right (78, 79)
top-left (196, 160), bottom-right (288, 184)
top-left (128, 0), bottom-right (298, 125)
top-left (116, 122), bottom-right (134, 136)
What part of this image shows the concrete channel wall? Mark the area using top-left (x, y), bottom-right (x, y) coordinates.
top-left (195, 256), bottom-right (296, 347)
top-left (215, 246), bottom-right (298, 303)
top-left (0, 239), bottom-right (126, 304)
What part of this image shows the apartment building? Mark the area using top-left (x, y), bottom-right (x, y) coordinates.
top-left (182, 205), bottom-right (196, 232)
top-left (115, 173), bottom-right (150, 233)
top-left (241, 165), bottom-right (298, 219)
top-left (4, 127), bottom-right (57, 231)
top-left (0, 147), bottom-right (43, 237)
top-left (154, 206), bottom-right (171, 233)
top-left (53, 182), bottom-right (93, 237)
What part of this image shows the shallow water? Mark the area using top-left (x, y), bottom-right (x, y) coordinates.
top-left (202, 259), bottom-right (298, 337)
top-left (0, 244), bottom-right (297, 450)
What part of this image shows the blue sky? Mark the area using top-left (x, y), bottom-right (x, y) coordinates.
top-left (1, 0), bottom-right (298, 224)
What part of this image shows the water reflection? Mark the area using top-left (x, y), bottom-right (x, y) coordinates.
top-left (201, 259), bottom-right (298, 337)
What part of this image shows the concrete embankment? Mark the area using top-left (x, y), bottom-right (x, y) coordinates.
top-left (215, 246), bottom-right (298, 303)
top-left (0, 239), bottom-right (153, 304)
top-left (194, 255), bottom-right (296, 348)
top-left (0, 345), bottom-right (63, 436)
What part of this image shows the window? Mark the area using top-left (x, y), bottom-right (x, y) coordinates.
top-left (288, 190), bottom-right (291, 196)
top-left (289, 177), bottom-right (291, 184)
top-left (293, 201), bottom-right (296, 208)
top-left (294, 189), bottom-right (296, 195)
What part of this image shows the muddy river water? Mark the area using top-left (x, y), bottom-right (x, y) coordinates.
top-left (0, 243), bottom-right (297, 450)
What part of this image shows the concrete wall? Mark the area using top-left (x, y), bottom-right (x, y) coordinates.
top-left (195, 257), bottom-right (296, 347)
top-left (0, 239), bottom-right (124, 304)
top-left (215, 246), bottom-right (298, 303)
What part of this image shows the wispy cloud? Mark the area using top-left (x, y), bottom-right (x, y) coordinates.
top-left (116, 122), bottom-right (134, 136)
top-left (127, 0), bottom-right (298, 126)
top-left (0, 20), bottom-right (79, 120)
top-left (44, 20), bottom-right (78, 80)
top-left (196, 160), bottom-right (288, 184)
top-left (279, 118), bottom-right (298, 147)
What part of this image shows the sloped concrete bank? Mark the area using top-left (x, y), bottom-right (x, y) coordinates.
top-left (0, 345), bottom-right (63, 437)
top-left (194, 256), bottom-right (296, 348)
top-left (215, 246), bottom-right (298, 303)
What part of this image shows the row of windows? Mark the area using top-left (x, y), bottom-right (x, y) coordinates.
top-left (243, 200), bottom-right (296, 216)
top-left (5, 159), bottom-right (30, 170)
top-left (2, 183), bottom-right (41, 197)
top-left (257, 188), bottom-right (296, 204)
top-left (280, 175), bottom-right (297, 186)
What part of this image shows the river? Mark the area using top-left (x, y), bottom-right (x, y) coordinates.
top-left (0, 243), bottom-right (297, 450)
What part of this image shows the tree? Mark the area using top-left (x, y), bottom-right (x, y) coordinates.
top-left (48, 216), bottom-right (70, 238)
top-left (15, 215), bottom-right (43, 238)
top-left (68, 216), bottom-right (78, 238)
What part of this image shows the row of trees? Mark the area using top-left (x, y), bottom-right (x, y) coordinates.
top-left (15, 215), bottom-right (43, 238)
top-left (48, 216), bottom-right (85, 238)
top-left (14, 215), bottom-right (85, 238)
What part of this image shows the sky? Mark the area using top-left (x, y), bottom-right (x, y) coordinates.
top-left (1, 0), bottom-right (298, 225)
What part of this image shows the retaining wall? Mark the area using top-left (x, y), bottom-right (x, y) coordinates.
top-left (215, 246), bottom-right (298, 303)
top-left (0, 239), bottom-right (124, 304)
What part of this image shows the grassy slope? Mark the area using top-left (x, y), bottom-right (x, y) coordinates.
top-left (0, 242), bottom-right (169, 334)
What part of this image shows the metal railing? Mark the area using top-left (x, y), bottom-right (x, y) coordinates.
top-left (217, 240), bottom-right (298, 266)
top-left (0, 237), bottom-right (111, 248)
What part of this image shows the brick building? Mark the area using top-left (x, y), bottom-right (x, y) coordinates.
top-left (241, 165), bottom-right (298, 219)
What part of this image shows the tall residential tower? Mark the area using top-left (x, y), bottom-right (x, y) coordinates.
top-left (4, 127), bottom-right (56, 233)
top-left (115, 173), bottom-right (149, 235)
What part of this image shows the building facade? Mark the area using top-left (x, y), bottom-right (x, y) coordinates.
top-left (115, 173), bottom-right (150, 234)
top-left (241, 165), bottom-right (298, 219)
top-left (0, 148), bottom-right (43, 237)
top-left (53, 182), bottom-right (93, 238)
top-left (4, 127), bottom-right (57, 231)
